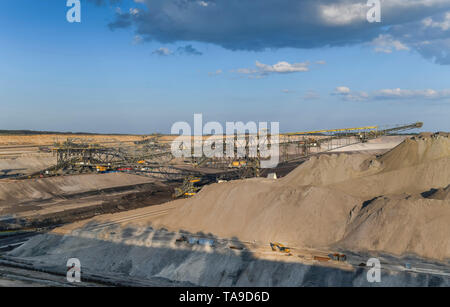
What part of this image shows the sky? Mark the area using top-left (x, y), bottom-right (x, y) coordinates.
top-left (0, 0), bottom-right (449, 134)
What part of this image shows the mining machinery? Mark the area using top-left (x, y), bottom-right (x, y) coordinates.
top-left (27, 122), bottom-right (423, 185)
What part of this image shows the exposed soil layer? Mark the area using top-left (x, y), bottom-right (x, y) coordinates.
top-left (0, 173), bottom-right (176, 230)
top-left (2, 185), bottom-right (174, 230)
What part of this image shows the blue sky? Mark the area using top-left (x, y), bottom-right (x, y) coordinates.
top-left (1, 0), bottom-right (449, 133)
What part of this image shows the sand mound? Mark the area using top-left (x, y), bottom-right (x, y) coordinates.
top-left (284, 133), bottom-right (450, 197)
top-left (151, 133), bottom-right (450, 260)
top-left (155, 181), bottom-right (361, 247)
top-left (330, 134), bottom-right (450, 199)
top-left (283, 152), bottom-right (376, 187)
top-left (377, 133), bottom-right (450, 171)
top-left (340, 196), bottom-right (450, 260)
top-left (331, 155), bottom-right (450, 199)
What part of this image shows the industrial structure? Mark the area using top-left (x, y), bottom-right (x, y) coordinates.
top-left (28, 122), bottom-right (423, 197)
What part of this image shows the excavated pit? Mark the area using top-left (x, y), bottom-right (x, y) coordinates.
top-left (3, 133), bottom-right (450, 286)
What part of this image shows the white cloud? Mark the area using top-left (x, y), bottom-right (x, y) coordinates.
top-left (197, 1), bottom-right (209, 7)
top-left (319, 3), bottom-right (366, 26)
top-left (390, 10), bottom-right (450, 64)
top-left (332, 86), bottom-right (450, 101)
top-left (373, 88), bottom-right (450, 100)
top-left (332, 86), bottom-right (369, 101)
top-left (422, 12), bottom-right (450, 31)
top-left (370, 34), bottom-right (409, 54)
top-left (255, 61), bottom-right (309, 73)
top-left (129, 8), bottom-right (140, 15)
top-left (235, 61), bottom-right (310, 78)
top-left (335, 86), bottom-right (351, 94)
top-left (152, 47), bottom-right (172, 56)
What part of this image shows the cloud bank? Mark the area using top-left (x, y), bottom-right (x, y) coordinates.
top-left (107, 0), bottom-right (450, 64)
top-left (332, 86), bottom-right (450, 101)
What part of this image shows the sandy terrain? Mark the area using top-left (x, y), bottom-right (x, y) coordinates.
top-left (330, 135), bottom-right (408, 153)
top-left (0, 134), bottom-right (146, 146)
top-left (142, 133), bottom-right (450, 260)
top-left (0, 154), bottom-right (56, 176)
top-left (0, 173), bottom-right (176, 230)
top-left (2, 133), bottom-right (449, 286)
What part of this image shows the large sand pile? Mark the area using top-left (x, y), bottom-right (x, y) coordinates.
top-left (152, 133), bottom-right (450, 260)
top-left (340, 196), bottom-right (450, 260)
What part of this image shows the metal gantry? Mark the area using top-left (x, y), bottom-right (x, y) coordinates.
top-left (44, 122), bottom-right (423, 181)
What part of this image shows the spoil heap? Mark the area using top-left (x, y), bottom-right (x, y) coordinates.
top-left (152, 133), bottom-right (450, 260)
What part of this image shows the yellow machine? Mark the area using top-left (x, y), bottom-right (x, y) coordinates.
top-left (96, 165), bottom-right (107, 172)
top-left (173, 176), bottom-right (202, 198)
top-left (284, 125), bottom-right (379, 136)
top-left (270, 242), bottom-right (291, 254)
top-left (230, 160), bottom-right (247, 168)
